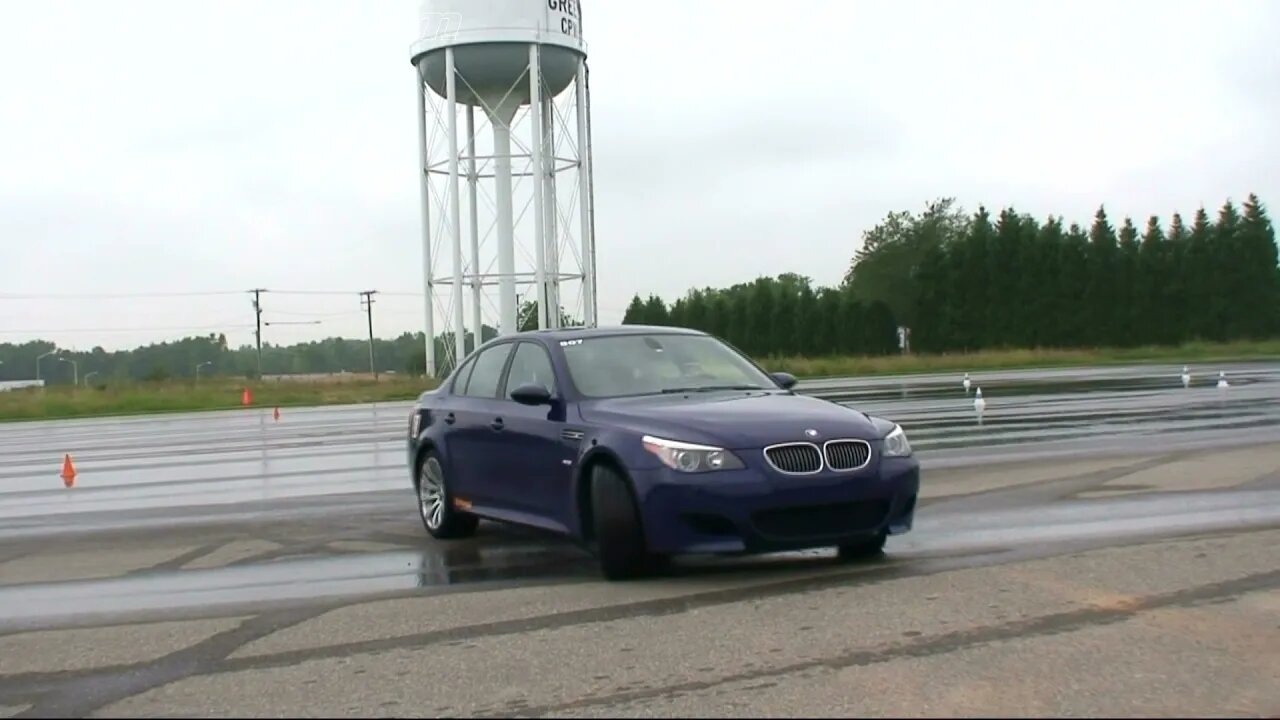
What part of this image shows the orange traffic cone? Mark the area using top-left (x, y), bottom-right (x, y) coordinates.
top-left (273, 407), bottom-right (280, 422)
top-left (242, 387), bottom-right (253, 406)
top-left (61, 454), bottom-right (77, 488)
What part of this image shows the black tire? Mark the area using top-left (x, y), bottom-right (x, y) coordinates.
top-left (837, 531), bottom-right (887, 562)
top-left (590, 463), bottom-right (658, 581)
top-left (417, 450), bottom-right (478, 540)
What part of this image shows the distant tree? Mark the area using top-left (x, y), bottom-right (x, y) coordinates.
top-left (794, 283), bottom-right (819, 356)
top-left (816, 287), bottom-right (844, 356)
top-left (845, 197), bottom-right (968, 330)
top-left (836, 291), bottom-right (865, 355)
top-left (746, 279), bottom-right (775, 356)
top-left (863, 301), bottom-right (900, 355)
top-left (1135, 216), bottom-right (1166, 346)
top-left (702, 291), bottom-right (726, 340)
top-left (770, 280), bottom-right (797, 355)
top-left (1185, 207), bottom-right (1214, 341)
top-left (1085, 206), bottom-right (1119, 346)
top-left (668, 297), bottom-right (687, 329)
top-left (683, 289), bottom-right (708, 333)
top-left (990, 207), bottom-right (1024, 345)
top-left (1117, 216), bottom-right (1141, 346)
top-left (1238, 194), bottom-right (1280, 338)
top-left (622, 294), bottom-right (647, 324)
top-left (1020, 214), bottom-right (1057, 348)
top-left (641, 295), bottom-right (669, 326)
top-left (1165, 213), bottom-right (1190, 345)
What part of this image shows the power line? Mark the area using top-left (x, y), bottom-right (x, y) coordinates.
top-left (0, 324), bottom-right (254, 334)
top-left (0, 289), bottom-right (434, 300)
top-left (0, 291), bottom-right (247, 300)
top-left (268, 288), bottom-right (422, 296)
top-left (262, 309), bottom-right (362, 318)
top-left (264, 290), bottom-right (355, 296)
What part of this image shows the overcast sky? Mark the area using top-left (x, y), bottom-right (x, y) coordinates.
top-left (1, 0), bottom-right (1277, 354)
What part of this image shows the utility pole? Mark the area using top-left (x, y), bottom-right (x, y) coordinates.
top-left (360, 290), bottom-right (378, 380)
top-left (249, 289), bottom-right (266, 377)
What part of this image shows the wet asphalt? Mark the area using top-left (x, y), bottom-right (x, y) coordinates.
top-left (2, 360), bottom-right (1276, 533)
top-left (1, 361), bottom-right (1278, 717)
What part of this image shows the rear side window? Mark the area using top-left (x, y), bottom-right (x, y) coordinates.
top-left (505, 342), bottom-right (557, 396)
top-left (462, 344), bottom-right (512, 398)
top-left (450, 357), bottom-right (476, 394)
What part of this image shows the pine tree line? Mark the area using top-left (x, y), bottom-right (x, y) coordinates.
top-left (622, 194), bottom-right (1278, 357)
top-left (621, 273), bottom-right (902, 358)
top-left (910, 195), bottom-right (1278, 352)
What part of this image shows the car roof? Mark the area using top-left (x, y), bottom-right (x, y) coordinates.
top-left (507, 325), bottom-right (708, 343)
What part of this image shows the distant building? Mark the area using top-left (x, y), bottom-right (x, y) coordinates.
top-left (0, 380), bottom-right (45, 392)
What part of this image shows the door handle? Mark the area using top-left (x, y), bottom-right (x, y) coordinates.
top-left (444, 412), bottom-right (456, 425)
top-left (490, 418), bottom-right (505, 432)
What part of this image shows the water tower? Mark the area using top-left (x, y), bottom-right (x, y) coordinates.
top-left (411, 0), bottom-right (598, 377)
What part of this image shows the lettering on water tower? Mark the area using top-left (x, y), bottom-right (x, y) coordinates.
top-left (419, 11), bottom-right (462, 42)
top-left (548, 0), bottom-right (581, 39)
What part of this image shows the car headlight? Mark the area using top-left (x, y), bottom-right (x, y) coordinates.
top-left (409, 403), bottom-right (422, 438)
top-left (882, 424), bottom-right (912, 457)
top-left (642, 435), bottom-right (745, 473)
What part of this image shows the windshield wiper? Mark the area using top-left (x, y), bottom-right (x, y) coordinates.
top-left (661, 385), bottom-right (764, 394)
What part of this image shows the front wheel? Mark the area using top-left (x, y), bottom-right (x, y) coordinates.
top-left (590, 463), bottom-right (662, 580)
top-left (417, 451), bottom-right (478, 539)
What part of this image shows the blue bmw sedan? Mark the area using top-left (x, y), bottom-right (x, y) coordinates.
top-left (406, 325), bottom-right (920, 580)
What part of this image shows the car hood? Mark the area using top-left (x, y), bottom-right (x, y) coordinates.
top-left (578, 390), bottom-right (882, 449)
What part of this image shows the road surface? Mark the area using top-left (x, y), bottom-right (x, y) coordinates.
top-left (1, 361), bottom-right (1278, 717)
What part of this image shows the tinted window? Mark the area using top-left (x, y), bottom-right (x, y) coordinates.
top-left (450, 356), bottom-right (476, 394)
top-left (561, 333), bottom-right (774, 398)
top-left (462, 344), bottom-right (512, 398)
top-left (505, 342), bottom-right (557, 396)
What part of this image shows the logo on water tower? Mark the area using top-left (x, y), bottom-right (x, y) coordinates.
top-left (419, 5), bottom-right (462, 42)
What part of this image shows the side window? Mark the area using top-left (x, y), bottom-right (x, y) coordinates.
top-left (449, 356), bottom-right (476, 394)
top-left (505, 342), bottom-right (557, 397)
top-left (461, 344), bottom-right (512, 398)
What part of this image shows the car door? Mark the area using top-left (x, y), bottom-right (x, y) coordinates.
top-left (434, 353), bottom-right (478, 490)
top-left (491, 340), bottom-right (576, 527)
top-left (448, 341), bottom-right (515, 508)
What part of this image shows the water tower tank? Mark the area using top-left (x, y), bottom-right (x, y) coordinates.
top-left (410, 0), bottom-right (598, 377)
top-left (412, 0), bottom-right (586, 110)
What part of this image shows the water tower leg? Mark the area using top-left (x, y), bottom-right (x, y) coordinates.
top-left (528, 43), bottom-right (548, 330)
top-left (445, 48), bottom-right (466, 368)
top-left (542, 93), bottom-right (560, 328)
top-left (466, 105), bottom-right (483, 349)
top-left (415, 67), bottom-right (436, 376)
top-left (576, 63), bottom-right (597, 328)
top-left (492, 113), bottom-right (518, 336)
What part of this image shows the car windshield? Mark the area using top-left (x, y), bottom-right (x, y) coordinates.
top-left (561, 333), bottom-right (777, 398)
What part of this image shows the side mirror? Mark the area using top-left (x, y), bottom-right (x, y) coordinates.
top-left (510, 382), bottom-right (553, 406)
top-left (770, 372), bottom-right (798, 390)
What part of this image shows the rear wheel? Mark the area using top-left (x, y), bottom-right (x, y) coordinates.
top-left (837, 531), bottom-right (887, 562)
top-left (417, 451), bottom-right (478, 539)
top-left (590, 463), bottom-right (660, 580)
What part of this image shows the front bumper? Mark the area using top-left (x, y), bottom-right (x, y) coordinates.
top-left (632, 456), bottom-right (919, 555)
